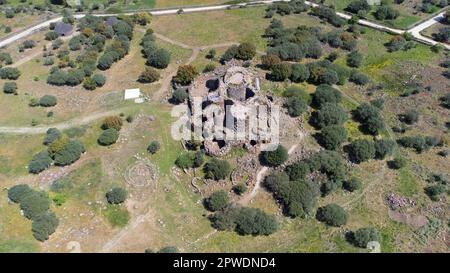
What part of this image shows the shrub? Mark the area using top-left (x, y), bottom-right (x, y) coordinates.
top-left (39, 95), bottom-right (57, 107)
top-left (175, 153), bottom-right (195, 169)
top-left (374, 139), bottom-right (396, 159)
top-left (285, 161), bottom-right (311, 181)
top-left (318, 125), bottom-right (348, 150)
top-left (8, 184), bottom-right (33, 203)
top-left (316, 203), bottom-right (348, 227)
top-left (233, 183), bottom-right (247, 195)
top-left (290, 63), bottom-right (310, 83)
top-left (401, 109), bottom-right (419, 124)
top-left (204, 158), bottom-right (231, 180)
top-left (31, 211), bottom-right (59, 241)
top-left (351, 227), bottom-right (380, 248)
top-left (0, 67), bottom-right (20, 80)
top-left (347, 51), bottom-right (363, 68)
top-left (83, 77), bottom-right (97, 90)
top-left (47, 69), bottom-right (67, 86)
top-left (397, 135), bottom-right (432, 153)
top-left (389, 156), bottom-right (406, 169)
top-left (312, 85), bottom-right (342, 108)
top-left (45, 31), bottom-right (59, 41)
top-left (203, 63), bottom-right (216, 73)
top-left (270, 63), bottom-right (291, 81)
top-left (307, 150), bottom-right (346, 182)
top-left (147, 141), bottom-right (160, 154)
top-left (343, 178), bottom-right (362, 192)
top-left (98, 128), bottom-right (119, 146)
top-left (28, 151), bottom-right (53, 174)
top-left (425, 184), bottom-right (447, 201)
top-left (92, 74), bottom-right (106, 87)
top-left (0, 52), bottom-right (13, 66)
top-left (106, 187), bottom-right (128, 204)
top-left (284, 96), bottom-right (307, 117)
top-left (147, 48), bottom-right (171, 69)
top-left (205, 190), bottom-right (229, 211)
top-left (260, 145), bottom-right (288, 167)
top-left (53, 140), bottom-right (85, 166)
top-left (283, 86), bottom-right (311, 104)
top-left (313, 103), bottom-right (347, 128)
top-left (234, 207), bottom-right (278, 236)
top-left (138, 67), bottom-right (160, 83)
top-left (102, 116), bottom-right (123, 131)
top-left (173, 65), bottom-right (198, 86)
top-left (206, 49), bottom-right (216, 59)
top-left (374, 5), bottom-right (399, 20)
top-left (3, 81), bottom-right (17, 94)
top-left (221, 45), bottom-right (239, 63)
top-left (346, 0), bottom-right (371, 14)
top-left (349, 71), bottom-right (369, 85)
top-left (65, 69), bottom-right (85, 86)
top-left (19, 191), bottom-right (50, 219)
top-left (158, 246), bottom-right (179, 253)
top-left (236, 42), bottom-right (256, 60)
top-left (353, 103), bottom-right (385, 135)
top-left (261, 54), bottom-right (281, 70)
top-left (348, 139), bottom-right (376, 163)
top-left (171, 89), bottom-right (188, 104)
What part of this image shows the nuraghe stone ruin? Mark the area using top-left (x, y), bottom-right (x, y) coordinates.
top-left (186, 63), bottom-right (277, 157)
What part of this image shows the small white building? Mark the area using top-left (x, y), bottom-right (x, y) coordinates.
top-left (124, 88), bottom-right (144, 103)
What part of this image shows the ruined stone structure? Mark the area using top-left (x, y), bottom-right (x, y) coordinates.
top-left (186, 63), bottom-right (276, 156)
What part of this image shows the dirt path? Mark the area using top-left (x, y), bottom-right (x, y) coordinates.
top-left (238, 142), bottom-right (300, 206)
top-left (0, 109), bottom-right (125, 134)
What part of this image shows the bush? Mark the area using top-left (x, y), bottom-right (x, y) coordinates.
top-left (283, 86), bottom-right (311, 104)
top-left (98, 128), bottom-right (119, 146)
top-left (270, 63), bottom-right (291, 81)
top-left (347, 51), bottom-right (363, 68)
top-left (92, 74), bottom-right (106, 87)
top-left (203, 63), bottom-right (216, 73)
top-left (233, 183), bottom-right (247, 195)
top-left (316, 204), bottom-right (348, 227)
top-left (351, 227), bottom-right (380, 248)
top-left (234, 207), bottom-right (278, 236)
top-left (45, 31), bottom-right (59, 41)
top-left (204, 158), bottom-right (231, 180)
top-left (106, 187), bottom-right (127, 204)
top-left (39, 95), bottom-right (57, 107)
top-left (425, 184), bottom-right (447, 201)
top-left (397, 135), bottom-right (431, 153)
top-left (312, 85), bottom-right (342, 108)
top-left (374, 139), bottom-right (396, 159)
top-left (284, 96), bottom-right (307, 117)
top-left (83, 77), bottom-right (97, 90)
top-left (290, 63), bottom-right (310, 83)
top-left (8, 184), bottom-right (33, 203)
top-left (0, 67), bottom-right (20, 80)
top-left (19, 191), bottom-right (50, 220)
top-left (31, 211), bottom-right (59, 241)
top-left (389, 156), bottom-right (406, 169)
top-left (348, 139), bottom-right (376, 163)
top-left (175, 152), bottom-right (195, 169)
top-left (259, 145), bottom-right (288, 167)
top-left (318, 125), bottom-right (347, 150)
top-left (158, 246), bottom-right (179, 253)
top-left (313, 103), bottom-right (347, 128)
top-left (374, 6), bottom-right (399, 20)
top-left (346, 0), bottom-right (371, 14)
top-left (147, 141), bottom-right (160, 154)
top-left (65, 69), bottom-right (85, 86)
top-left (148, 48), bottom-right (171, 69)
top-left (173, 65), bottom-right (198, 86)
top-left (221, 45), bottom-right (239, 63)
top-left (205, 190), bottom-right (229, 211)
top-left (3, 81), bottom-right (17, 94)
top-left (47, 69), bottom-right (67, 86)
top-left (349, 71), bottom-right (369, 85)
top-left (102, 116), bottom-right (123, 131)
top-left (343, 178), bottom-right (362, 192)
top-left (261, 54), bottom-right (281, 70)
top-left (28, 151), bottom-right (53, 174)
top-left (401, 109), bottom-right (419, 124)
top-left (236, 42), bottom-right (256, 60)
top-left (171, 89), bottom-right (188, 104)
top-left (285, 161), bottom-right (311, 181)
top-left (353, 103), bottom-right (385, 135)
top-left (137, 67), bottom-right (159, 83)
top-left (53, 140), bottom-right (85, 166)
